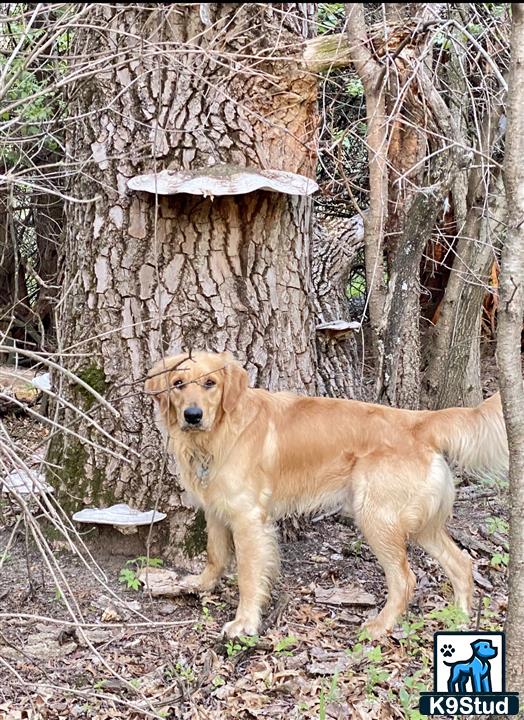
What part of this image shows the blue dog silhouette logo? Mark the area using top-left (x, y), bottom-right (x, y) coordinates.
top-left (444, 639), bottom-right (497, 693)
top-left (419, 631), bottom-right (520, 716)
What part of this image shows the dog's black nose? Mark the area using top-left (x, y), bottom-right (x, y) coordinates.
top-left (184, 406), bottom-right (203, 425)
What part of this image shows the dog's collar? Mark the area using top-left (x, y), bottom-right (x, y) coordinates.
top-left (196, 462), bottom-right (210, 485)
top-left (188, 451), bottom-right (212, 487)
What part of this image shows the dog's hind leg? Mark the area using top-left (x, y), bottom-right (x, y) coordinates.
top-left (412, 454), bottom-right (472, 614)
top-left (358, 521), bottom-right (416, 640)
top-left (413, 458), bottom-right (472, 613)
top-left (416, 527), bottom-right (472, 614)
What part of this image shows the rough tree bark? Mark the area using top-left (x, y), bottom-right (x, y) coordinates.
top-left (426, 172), bottom-right (506, 409)
top-left (424, 71), bottom-right (507, 409)
top-left (375, 37), bottom-right (469, 408)
top-left (344, 4), bottom-right (388, 358)
top-left (375, 4), bottom-right (431, 408)
top-left (52, 4), bottom-right (318, 554)
top-left (497, 2), bottom-right (524, 700)
top-left (312, 214), bottom-right (364, 398)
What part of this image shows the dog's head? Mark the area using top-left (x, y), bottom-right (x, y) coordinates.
top-left (471, 639), bottom-right (497, 660)
top-left (145, 351), bottom-right (248, 433)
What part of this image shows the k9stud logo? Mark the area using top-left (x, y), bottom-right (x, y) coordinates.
top-left (419, 632), bottom-right (519, 716)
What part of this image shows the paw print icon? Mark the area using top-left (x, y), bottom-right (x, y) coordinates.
top-left (440, 644), bottom-right (455, 658)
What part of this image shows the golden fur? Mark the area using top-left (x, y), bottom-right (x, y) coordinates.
top-left (145, 351), bottom-right (508, 639)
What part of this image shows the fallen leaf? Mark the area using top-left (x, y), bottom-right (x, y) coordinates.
top-left (101, 606), bottom-right (121, 623)
top-left (307, 648), bottom-right (352, 676)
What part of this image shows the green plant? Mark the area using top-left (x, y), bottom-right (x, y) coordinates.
top-left (317, 3), bottom-right (345, 34)
top-left (347, 638), bottom-right (389, 698)
top-left (175, 662), bottom-right (195, 683)
top-left (53, 587), bottom-right (65, 603)
top-left (478, 473), bottom-right (508, 491)
top-left (346, 77), bottom-right (364, 98)
top-left (479, 596), bottom-right (503, 631)
top-left (398, 667), bottom-right (431, 719)
top-left (428, 606), bottom-right (469, 630)
top-left (398, 617), bottom-right (426, 655)
top-left (164, 662), bottom-right (195, 683)
top-left (319, 672), bottom-right (340, 720)
top-left (490, 551), bottom-right (509, 569)
top-left (194, 603), bottom-right (215, 631)
top-left (486, 516), bottom-right (509, 535)
top-left (275, 634), bottom-right (298, 656)
top-left (93, 679), bottom-right (106, 690)
top-left (225, 635), bottom-right (258, 657)
top-left (119, 567), bottom-right (141, 591)
top-left (118, 556), bottom-right (163, 591)
top-left (365, 646), bottom-right (389, 695)
top-left (212, 675), bottom-right (226, 688)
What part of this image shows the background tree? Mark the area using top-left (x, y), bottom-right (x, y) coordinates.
top-left (498, 1), bottom-right (524, 699)
top-left (309, 4), bottom-right (510, 409)
top-left (0, 3), bottom-right (66, 356)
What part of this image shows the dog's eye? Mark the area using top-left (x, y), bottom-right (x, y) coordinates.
top-left (204, 378), bottom-right (216, 388)
top-left (172, 379), bottom-right (184, 389)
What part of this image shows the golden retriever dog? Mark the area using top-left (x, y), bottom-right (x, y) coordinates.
top-left (145, 351), bottom-right (508, 639)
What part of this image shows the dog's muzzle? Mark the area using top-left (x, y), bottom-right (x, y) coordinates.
top-left (183, 406), bottom-right (203, 428)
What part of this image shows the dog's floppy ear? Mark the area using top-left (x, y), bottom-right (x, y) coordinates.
top-left (221, 356), bottom-right (248, 414)
top-left (145, 354), bottom-right (187, 416)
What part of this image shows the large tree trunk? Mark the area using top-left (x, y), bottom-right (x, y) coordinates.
top-left (498, 2), bottom-right (524, 700)
top-left (51, 3), bottom-right (318, 554)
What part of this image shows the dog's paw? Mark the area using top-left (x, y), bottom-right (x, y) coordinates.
top-left (441, 644), bottom-right (455, 658)
top-left (362, 618), bottom-right (391, 641)
top-left (221, 617), bottom-right (260, 638)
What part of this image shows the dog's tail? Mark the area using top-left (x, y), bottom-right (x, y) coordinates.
top-left (420, 393), bottom-right (508, 477)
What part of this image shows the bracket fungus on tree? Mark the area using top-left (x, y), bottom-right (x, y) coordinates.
top-left (316, 319), bottom-right (362, 339)
top-left (2, 469), bottom-right (54, 496)
top-left (127, 163), bottom-right (319, 199)
top-left (72, 503), bottom-right (166, 535)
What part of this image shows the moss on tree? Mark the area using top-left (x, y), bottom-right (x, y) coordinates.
top-left (77, 364), bottom-right (106, 409)
top-left (183, 509), bottom-right (207, 557)
top-left (47, 435), bottom-right (114, 511)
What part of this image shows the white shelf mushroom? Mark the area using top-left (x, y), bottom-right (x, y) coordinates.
top-left (2, 469), bottom-right (54, 495)
top-left (72, 503), bottom-right (166, 535)
top-left (316, 319), bottom-right (361, 334)
top-left (127, 163), bottom-right (319, 198)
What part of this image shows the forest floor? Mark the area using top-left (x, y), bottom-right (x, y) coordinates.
top-left (0, 354), bottom-right (510, 720)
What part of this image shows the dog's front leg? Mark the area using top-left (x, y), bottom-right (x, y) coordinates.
top-left (178, 512), bottom-right (231, 593)
top-left (222, 516), bottom-right (279, 638)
